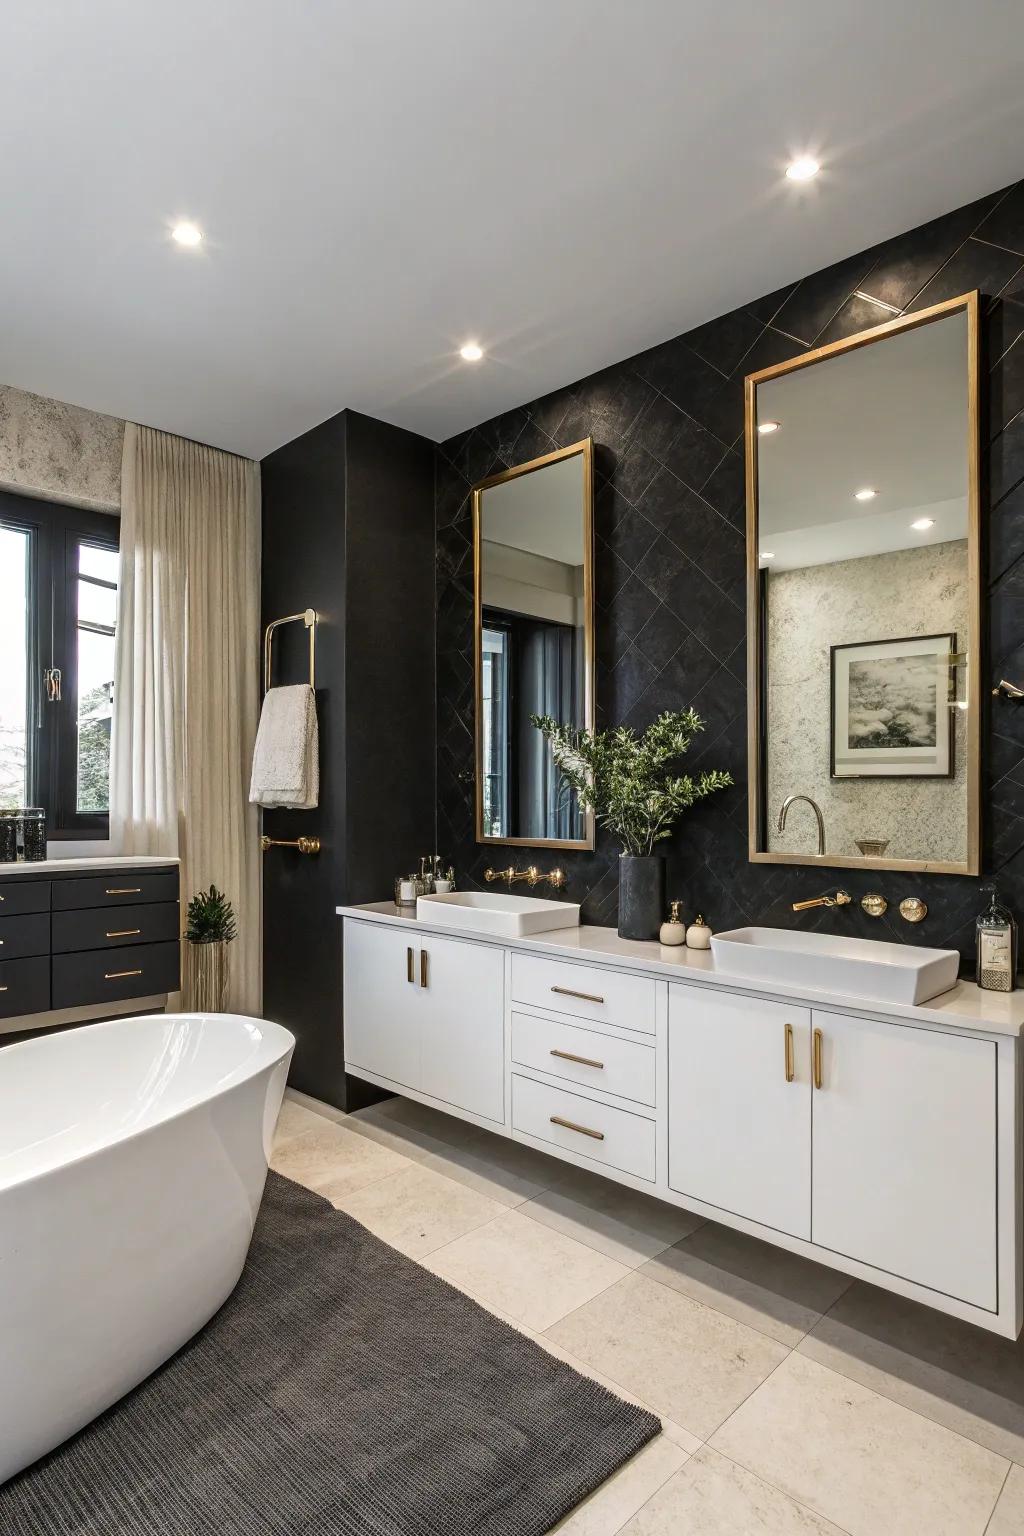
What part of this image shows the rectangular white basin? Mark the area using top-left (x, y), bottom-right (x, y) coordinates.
top-left (416, 890), bottom-right (581, 938)
top-left (711, 926), bottom-right (960, 1006)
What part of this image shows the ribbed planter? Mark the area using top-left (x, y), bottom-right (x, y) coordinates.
top-left (186, 939), bottom-right (230, 1012)
top-left (617, 854), bottom-right (665, 941)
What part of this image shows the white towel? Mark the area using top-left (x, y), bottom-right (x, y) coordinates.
top-left (249, 685), bottom-right (319, 808)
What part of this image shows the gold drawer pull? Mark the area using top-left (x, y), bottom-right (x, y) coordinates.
top-left (784, 1023), bottom-right (794, 1083)
top-left (813, 1027), bottom-right (824, 1090)
top-left (407, 946), bottom-right (414, 983)
top-left (550, 1114), bottom-right (604, 1141)
top-left (420, 949), bottom-right (429, 988)
top-left (550, 1048), bottom-right (604, 1070)
top-left (105, 887), bottom-right (141, 895)
top-left (106, 928), bottom-right (141, 939)
top-left (105, 968), bottom-right (143, 980)
top-left (551, 985), bottom-right (605, 1005)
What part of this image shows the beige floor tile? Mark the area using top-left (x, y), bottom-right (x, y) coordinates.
top-left (330, 1162), bottom-right (506, 1258)
top-left (424, 1208), bottom-right (629, 1331)
top-left (642, 1222), bottom-right (852, 1347)
top-left (270, 1120), bottom-right (409, 1199)
top-left (799, 1280), bottom-right (1024, 1466)
top-left (986, 1463), bottom-right (1024, 1536)
top-left (550, 1434), bottom-right (690, 1535)
top-left (620, 1445), bottom-right (847, 1534)
top-left (272, 1096), bottom-right (332, 1149)
top-left (711, 1351), bottom-right (1008, 1536)
top-left (520, 1163), bottom-right (705, 1268)
top-left (547, 1270), bottom-right (788, 1441)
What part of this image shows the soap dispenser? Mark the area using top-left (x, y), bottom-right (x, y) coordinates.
top-left (659, 901), bottom-right (687, 946)
top-left (976, 886), bottom-right (1018, 992)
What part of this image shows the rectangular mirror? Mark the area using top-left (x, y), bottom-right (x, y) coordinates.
top-left (745, 293), bottom-right (980, 875)
top-left (474, 439), bottom-right (594, 848)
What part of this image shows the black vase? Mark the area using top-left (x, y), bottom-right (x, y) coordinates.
top-left (618, 854), bottom-right (665, 941)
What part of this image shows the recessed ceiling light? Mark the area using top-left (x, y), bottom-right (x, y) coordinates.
top-left (786, 156), bottom-right (820, 182)
top-left (853, 487), bottom-right (877, 502)
top-left (757, 421), bottom-right (781, 435)
top-left (459, 342), bottom-right (484, 362)
top-left (761, 552), bottom-right (775, 560)
top-left (171, 221), bottom-right (203, 247)
top-left (911, 517), bottom-right (935, 531)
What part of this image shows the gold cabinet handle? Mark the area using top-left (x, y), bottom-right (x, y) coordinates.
top-left (419, 949), bottom-right (428, 989)
top-left (407, 946), bottom-right (414, 984)
top-left (105, 968), bottom-right (143, 980)
top-left (551, 985), bottom-right (605, 1005)
top-left (550, 1048), bottom-right (604, 1070)
top-left (106, 928), bottom-right (141, 939)
top-left (813, 1027), bottom-right (824, 1090)
top-left (550, 1114), bottom-right (604, 1141)
top-left (105, 887), bottom-right (142, 895)
top-left (784, 1023), bottom-right (795, 1083)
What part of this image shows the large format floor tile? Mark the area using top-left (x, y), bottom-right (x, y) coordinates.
top-left (272, 1095), bottom-right (335, 1149)
top-left (550, 1434), bottom-right (690, 1536)
top-left (711, 1351), bottom-right (1008, 1536)
top-left (987, 1464), bottom-right (1024, 1535)
top-left (642, 1221), bottom-right (852, 1347)
top-left (619, 1445), bottom-right (847, 1535)
top-left (425, 1208), bottom-right (630, 1331)
top-left (547, 1270), bottom-right (788, 1441)
top-left (798, 1280), bottom-right (1024, 1466)
top-left (330, 1161), bottom-right (506, 1258)
top-left (270, 1120), bottom-right (409, 1200)
top-left (520, 1163), bottom-right (704, 1268)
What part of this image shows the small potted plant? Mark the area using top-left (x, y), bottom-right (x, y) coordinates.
top-left (185, 884), bottom-right (237, 1011)
top-left (531, 709), bottom-right (733, 940)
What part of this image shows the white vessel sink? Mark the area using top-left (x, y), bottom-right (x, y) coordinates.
top-left (711, 926), bottom-right (960, 1006)
top-left (417, 890), bottom-right (580, 938)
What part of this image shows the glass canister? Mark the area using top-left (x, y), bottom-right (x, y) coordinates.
top-left (0, 810), bottom-right (17, 863)
top-left (21, 808), bottom-right (47, 862)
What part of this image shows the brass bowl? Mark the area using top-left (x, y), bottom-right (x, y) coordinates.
top-left (855, 838), bottom-right (889, 858)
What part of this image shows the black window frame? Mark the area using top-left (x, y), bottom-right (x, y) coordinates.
top-left (0, 488), bottom-right (120, 840)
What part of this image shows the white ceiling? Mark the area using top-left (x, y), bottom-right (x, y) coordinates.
top-left (3, 2), bottom-right (1024, 460)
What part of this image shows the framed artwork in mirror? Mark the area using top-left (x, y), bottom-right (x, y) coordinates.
top-left (830, 633), bottom-right (956, 780)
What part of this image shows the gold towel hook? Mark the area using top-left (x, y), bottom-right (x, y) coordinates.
top-left (264, 608), bottom-right (317, 694)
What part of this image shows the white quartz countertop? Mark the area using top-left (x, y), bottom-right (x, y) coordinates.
top-left (337, 900), bottom-right (1024, 1038)
top-left (0, 855), bottom-right (179, 876)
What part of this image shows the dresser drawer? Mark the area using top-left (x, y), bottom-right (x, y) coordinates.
top-left (512, 1074), bottom-right (656, 1182)
top-left (52, 939), bottom-right (180, 1009)
top-left (51, 869), bottom-right (179, 911)
top-left (0, 956), bottom-right (50, 1019)
top-left (0, 879), bottom-right (50, 916)
top-left (52, 900), bottom-right (180, 955)
top-left (0, 912), bottom-right (50, 961)
top-left (511, 1010), bottom-right (656, 1107)
top-left (511, 953), bottom-right (656, 1035)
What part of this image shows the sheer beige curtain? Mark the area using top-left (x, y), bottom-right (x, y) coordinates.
top-left (110, 423), bottom-right (261, 1012)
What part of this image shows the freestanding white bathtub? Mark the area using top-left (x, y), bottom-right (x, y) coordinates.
top-left (0, 1011), bottom-right (294, 1485)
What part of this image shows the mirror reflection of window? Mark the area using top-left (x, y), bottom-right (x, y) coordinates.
top-left (476, 447), bottom-right (591, 845)
top-left (753, 304), bottom-right (974, 868)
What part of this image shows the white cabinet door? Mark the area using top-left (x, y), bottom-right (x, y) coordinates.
top-left (343, 919), bottom-right (422, 1089)
top-left (669, 987), bottom-right (811, 1238)
top-left (811, 1012), bottom-right (997, 1310)
top-left (418, 933), bottom-right (505, 1124)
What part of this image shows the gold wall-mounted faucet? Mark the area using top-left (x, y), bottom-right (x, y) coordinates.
top-left (792, 889), bottom-right (852, 912)
top-left (484, 865), bottom-right (567, 890)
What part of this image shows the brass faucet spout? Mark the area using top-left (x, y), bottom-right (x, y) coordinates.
top-left (792, 889), bottom-right (852, 912)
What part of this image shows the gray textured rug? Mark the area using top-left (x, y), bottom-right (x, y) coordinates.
top-left (2, 1172), bottom-right (660, 1535)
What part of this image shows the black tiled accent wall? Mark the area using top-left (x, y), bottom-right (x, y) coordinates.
top-left (435, 180), bottom-right (1024, 960)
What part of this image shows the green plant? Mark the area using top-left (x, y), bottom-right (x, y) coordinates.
top-left (531, 709), bottom-right (733, 857)
top-left (185, 884), bottom-right (237, 945)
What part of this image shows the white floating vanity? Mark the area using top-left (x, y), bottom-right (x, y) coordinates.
top-left (338, 901), bottom-right (1024, 1338)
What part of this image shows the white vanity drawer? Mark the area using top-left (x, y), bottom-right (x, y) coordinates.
top-left (511, 953), bottom-right (656, 1035)
top-left (511, 1010), bottom-right (656, 1106)
top-left (512, 1074), bottom-right (656, 1182)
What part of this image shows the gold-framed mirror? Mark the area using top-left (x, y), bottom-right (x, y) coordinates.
top-left (474, 438), bottom-right (595, 849)
top-left (745, 292), bottom-right (980, 875)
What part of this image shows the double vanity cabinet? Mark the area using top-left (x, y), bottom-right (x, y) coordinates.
top-left (341, 902), bottom-right (1024, 1338)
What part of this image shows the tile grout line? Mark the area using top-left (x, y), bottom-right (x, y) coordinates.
top-left (982, 1462), bottom-right (1013, 1536)
top-left (709, 1445), bottom-right (856, 1536)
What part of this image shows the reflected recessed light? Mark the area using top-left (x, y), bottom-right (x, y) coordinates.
top-left (911, 518), bottom-right (935, 531)
top-left (459, 342), bottom-right (484, 362)
top-left (761, 552), bottom-right (775, 560)
top-left (757, 421), bottom-right (781, 435)
top-left (853, 487), bottom-right (877, 502)
top-left (171, 221), bottom-right (203, 247)
top-left (786, 156), bottom-right (820, 182)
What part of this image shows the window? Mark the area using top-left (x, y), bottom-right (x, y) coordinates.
top-left (0, 490), bottom-right (120, 838)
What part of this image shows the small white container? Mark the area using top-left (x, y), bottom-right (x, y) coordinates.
top-left (659, 900), bottom-right (686, 946)
top-left (686, 914), bottom-right (712, 950)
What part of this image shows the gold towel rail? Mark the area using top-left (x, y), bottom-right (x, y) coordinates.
top-left (264, 608), bottom-right (317, 694)
top-left (260, 836), bottom-right (321, 855)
